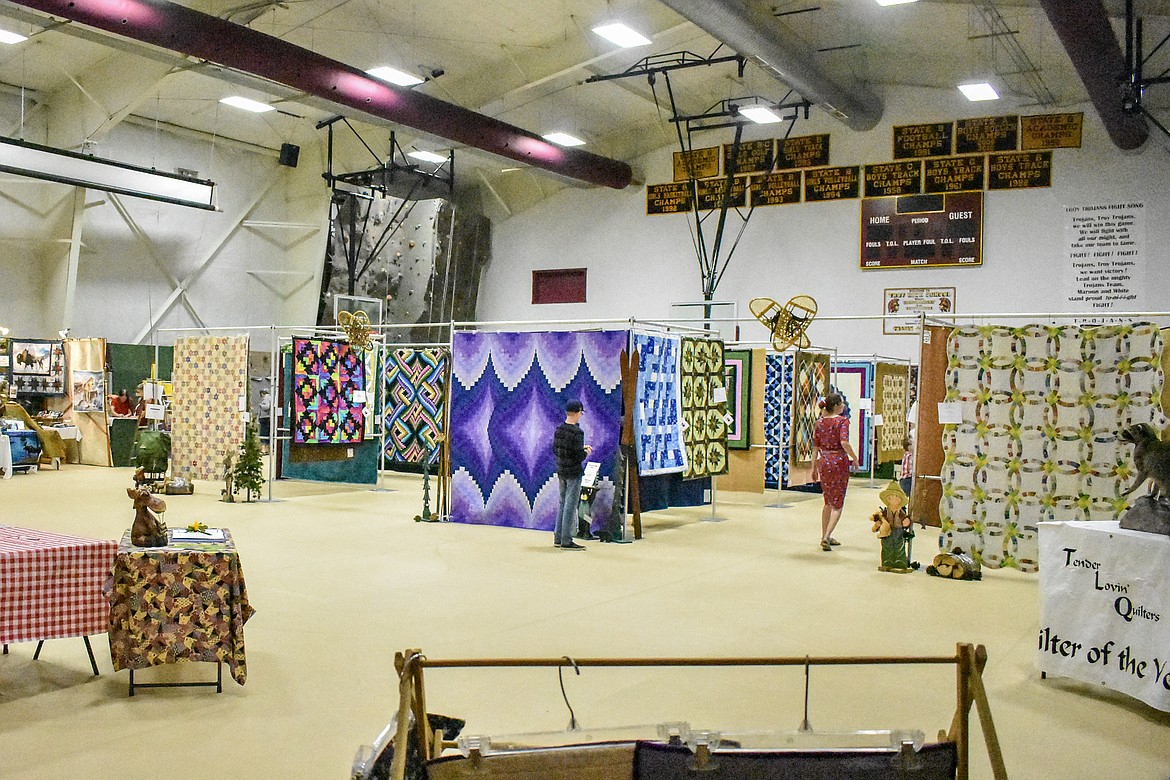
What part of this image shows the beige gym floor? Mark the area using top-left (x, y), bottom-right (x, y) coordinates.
top-left (1, 463), bottom-right (1168, 778)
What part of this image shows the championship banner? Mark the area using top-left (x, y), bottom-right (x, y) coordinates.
top-left (1039, 521), bottom-right (1170, 713)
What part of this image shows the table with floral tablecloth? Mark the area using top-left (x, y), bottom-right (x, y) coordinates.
top-left (106, 529), bottom-right (254, 686)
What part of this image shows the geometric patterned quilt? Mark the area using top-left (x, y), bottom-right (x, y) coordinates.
top-left (631, 332), bottom-right (687, 476)
top-left (764, 353), bottom-right (794, 489)
top-left (382, 347), bottom-right (448, 466)
top-left (792, 351), bottom-right (830, 470)
top-left (875, 362), bottom-right (910, 464)
top-left (172, 335), bottom-right (248, 482)
top-left (292, 338), bottom-right (366, 445)
top-left (681, 337), bottom-right (729, 480)
top-left (833, 361), bottom-right (873, 472)
top-left (724, 349), bottom-right (752, 450)
top-left (449, 330), bottom-right (626, 531)
top-left (940, 322), bottom-right (1164, 572)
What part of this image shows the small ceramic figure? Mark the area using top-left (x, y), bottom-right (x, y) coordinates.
top-left (871, 480), bottom-right (916, 573)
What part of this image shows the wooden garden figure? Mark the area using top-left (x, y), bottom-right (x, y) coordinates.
top-left (871, 480), bottom-right (916, 573)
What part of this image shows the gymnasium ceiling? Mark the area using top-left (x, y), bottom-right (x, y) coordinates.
top-left (0, 0), bottom-right (1168, 214)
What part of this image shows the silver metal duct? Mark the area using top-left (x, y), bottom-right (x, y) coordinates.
top-left (658, 0), bottom-right (882, 131)
top-left (1038, 0), bottom-right (1148, 151)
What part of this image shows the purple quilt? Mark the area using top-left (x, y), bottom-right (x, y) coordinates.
top-left (450, 330), bottom-right (626, 530)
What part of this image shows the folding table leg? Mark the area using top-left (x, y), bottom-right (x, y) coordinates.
top-left (32, 640), bottom-right (44, 660)
top-left (2, 644), bottom-right (7, 654)
top-left (83, 636), bottom-right (99, 676)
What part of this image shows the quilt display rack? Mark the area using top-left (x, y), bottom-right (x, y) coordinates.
top-left (368, 644), bottom-right (1007, 780)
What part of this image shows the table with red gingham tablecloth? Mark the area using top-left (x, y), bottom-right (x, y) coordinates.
top-left (0, 525), bottom-right (117, 645)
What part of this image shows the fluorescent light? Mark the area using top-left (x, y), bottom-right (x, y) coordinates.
top-left (875, 0), bottom-right (917, 6)
top-left (739, 105), bottom-right (783, 124)
top-left (0, 29), bottom-right (28, 45)
top-left (220, 96), bottom-right (275, 113)
top-left (366, 66), bottom-right (424, 87)
top-left (542, 132), bottom-right (586, 147)
top-left (0, 135), bottom-right (217, 210)
top-left (958, 82), bottom-right (999, 101)
top-left (592, 22), bottom-right (651, 48)
top-left (500, 167), bottom-right (522, 173)
top-left (408, 150), bottom-right (448, 165)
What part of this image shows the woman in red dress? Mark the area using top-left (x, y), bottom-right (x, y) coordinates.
top-left (810, 392), bottom-right (858, 551)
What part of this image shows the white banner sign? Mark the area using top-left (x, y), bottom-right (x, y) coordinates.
top-left (882, 287), bottom-right (955, 335)
top-left (1038, 521), bottom-right (1170, 712)
top-left (1063, 202), bottom-right (1145, 317)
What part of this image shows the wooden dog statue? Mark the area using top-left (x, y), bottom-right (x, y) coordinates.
top-left (1119, 423), bottom-right (1170, 502)
top-left (128, 486), bottom-right (168, 547)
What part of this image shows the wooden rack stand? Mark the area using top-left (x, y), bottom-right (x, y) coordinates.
top-left (387, 643), bottom-right (1007, 780)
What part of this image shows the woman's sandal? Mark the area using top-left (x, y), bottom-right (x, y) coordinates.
top-left (820, 539), bottom-right (832, 552)
top-left (828, 537), bottom-right (841, 546)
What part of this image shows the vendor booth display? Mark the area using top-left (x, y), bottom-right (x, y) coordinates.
top-left (875, 362), bottom-right (911, 464)
top-left (764, 353), bottom-right (794, 489)
top-left (8, 339), bottom-right (66, 395)
top-left (939, 322), bottom-right (1164, 571)
top-left (292, 337), bottom-right (366, 445)
top-left (681, 337), bottom-right (729, 479)
top-left (381, 347), bottom-right (449, 467)
top-left (171, 335), bottom-right (248, 481)
top-left (631, 332), bottom-right (687, 476)
top-left (450, 330), bottom-right (625, 530)
top-left (723, 349), bottom-right (752, 450)
top-left (63, 338), bottom-right (111, 466)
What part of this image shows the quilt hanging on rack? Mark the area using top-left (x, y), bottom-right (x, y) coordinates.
top-left (681, 337), bottom-right (729, 479)
top-left (833, 361), bottom-right (873, 472)
top-left (875, 362), bottom-right (910, 464)
top-left (790, 351), bottom-right (830, 484)
top-left (764, 353), bottom-right (793, 489)
top-left (940, 322), bottom-right (1165, 571)
top-left (9, 339), bottom-right (66, 395)
top-left (172, 335), bottom-right (248, 481)
top-left (631, 332), bottom-right (686, 475)
top-left (724, 349), bottom-right (752, 450)
top-left (292, 338), bottom-right (366, 445)
top-left (450, 330), bottom-right (626, 531)
top-left (381, 347), bottom-right (448, 466)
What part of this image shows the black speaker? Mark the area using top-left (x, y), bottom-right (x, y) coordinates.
top-left (279, 143), bottom-right (300, 168)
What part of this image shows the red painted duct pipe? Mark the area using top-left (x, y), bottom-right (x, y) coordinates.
top-left (1038, 0), bottom-right (1148, 150)
top-left (6, 0), bottom-right (633, 189)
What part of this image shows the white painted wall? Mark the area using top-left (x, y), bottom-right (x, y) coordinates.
top-left (0, 95), bottom-right (330, 351)
top-left (484, 85), bottom-right (1170, 359)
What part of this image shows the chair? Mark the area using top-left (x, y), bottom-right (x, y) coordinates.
top-left (1, 403), bottom-right (66, 468)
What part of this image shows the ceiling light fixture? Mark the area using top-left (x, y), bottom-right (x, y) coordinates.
top-left (0, 135), bottom-right (217, 210)
top-left (408, 150), bottom-right (448, 165)
top-left (591, 22), bottom-right (651, 48)
top-left (542, 132), bottom-right (586, 147)
top-left (220, 96), bottom-right (275, 113)
top-left (500, 167), bottom-right (521, 173)
top-left (366, 66), bottom-right (425, 87)
top-left (875, 0), bottom-right (917, 6)
top-left (0, 326), bottom-right (9, 337)
top-left (738, 105), bottom-right (783, 124)
top-left (0, 29), bottom-right (28, 45)
top-left (958, 82), bottom-right (999, 101)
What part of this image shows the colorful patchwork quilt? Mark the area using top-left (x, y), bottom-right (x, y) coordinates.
top-left (834, 361), bottom-right (874, 472)
top-left (940, 322), bottom-right (1164, 571)
top-left (449, 330), bottom-right (626, 531)
top-left (792, 351), bottom-right (830, 468)
top-left (875, 362), bottom-right (910, 463)
top-left (631, 333), bottom-right (687, 475)
top-left (382, 347), bottom-right (448, 465)
top-left (292, 338), bottom-right (366, 445)
top-left (724, 349), bottom-right (752, 450)
top-left (172, 335), bottom-right (248, 481)
top-left (681, 337), bottom-right (729, 479)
